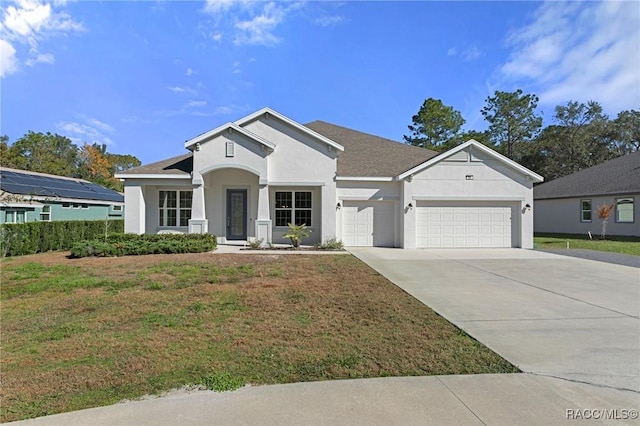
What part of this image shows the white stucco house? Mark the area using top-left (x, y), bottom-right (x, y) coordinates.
top-left (116, 108), bottom-right (543, 248)
top-left (534, 151), bottom-right (639, 237)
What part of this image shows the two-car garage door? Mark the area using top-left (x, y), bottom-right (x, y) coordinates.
top-left (341, 200), bottom-right (516, 248)
top-left (416, 202), bottom-right (514, 248)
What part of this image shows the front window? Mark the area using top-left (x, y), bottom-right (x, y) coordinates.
top-left (616, 198), bottom-right (634, 223)
top-left (580, 200), bottom-right (592, 222)
top-left (40, 205), bottom-right (51, 222)
top-left (275, 191), bottom-right (312, 227)
top-left (159, 190), bottom-right (192, 227)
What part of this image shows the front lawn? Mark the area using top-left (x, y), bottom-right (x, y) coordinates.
top-left (1, 252), bottom-right (517, 422)
top-left (534, 233), bottom-right (640, 256)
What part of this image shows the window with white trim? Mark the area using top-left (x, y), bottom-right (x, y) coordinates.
top-left (158, 190), bottom-right (192, 227)
top-left (274, 191), bottom-right (312, 227)
top-left (616, 198), bottom-right (634, 223)
top-left (112, 205), bottom-right (123, 211)
top-left (580, 200), bottom-right (592, 222)
top-left (40, 205), bottom-right (51, 222)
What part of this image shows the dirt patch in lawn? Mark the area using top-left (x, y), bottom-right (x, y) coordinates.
top-left (1, 251), bottom-right (518, 422)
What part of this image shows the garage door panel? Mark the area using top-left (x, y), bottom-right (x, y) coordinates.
top-left (343, 201), bottom-right (395, 247)
top-left (417, 202), bottom-right (514, 248)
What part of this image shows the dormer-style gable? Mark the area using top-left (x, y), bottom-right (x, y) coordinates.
top-left (185, 122), bottom-right (275, 151)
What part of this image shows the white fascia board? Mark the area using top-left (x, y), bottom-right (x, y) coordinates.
top-left (412, 196), bottom-right (525, 201)
top-left (184, 122), bottom-right (276, 150)
top-left (1, 202), bottom-right (43, 208)
top-left (114, 174), bottom-right (191, 179)
top-left (267, 181), bottom-right (326, 186)
top-left (335, 176), bottom-right (395, 182)
top-left (339, 196), bottom-right (400, 201)
top-left (397, 140), bottom-right (544, 183)
top-left (235, 107), bottom-right (345, 152)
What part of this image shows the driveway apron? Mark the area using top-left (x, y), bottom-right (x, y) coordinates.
top-left (349, 248), bottom-right (640, 393)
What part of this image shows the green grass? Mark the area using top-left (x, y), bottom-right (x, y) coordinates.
top-left (535, 233), bottom-right (640, 256)
top-left (1, 252), bottom-right (518, 422)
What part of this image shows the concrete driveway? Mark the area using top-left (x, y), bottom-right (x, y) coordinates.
top-left (349, 248), bottom-right (640, 393)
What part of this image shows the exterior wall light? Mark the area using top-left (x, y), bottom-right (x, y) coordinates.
top-left (336, 202), bottom-right (341, 210)
top-left (407, 203), bottom-right (413, 210)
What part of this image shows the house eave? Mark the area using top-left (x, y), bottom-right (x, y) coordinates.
top-left (114, 173), bottom-right (191, 180)
top-left (336, 176), bottom-right (395, 182)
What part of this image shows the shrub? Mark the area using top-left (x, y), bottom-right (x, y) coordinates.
top-left (0, 220), bottom-right (124, 257)
top-left (69, 233), bottom-right (217, 258)
top-left (282, 223), bottom-right (310, 248)
top-left (313, 238), bottom-right (345, 251)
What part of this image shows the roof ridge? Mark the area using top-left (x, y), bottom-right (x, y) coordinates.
top-left (0, 167), bottom-right (89, 183)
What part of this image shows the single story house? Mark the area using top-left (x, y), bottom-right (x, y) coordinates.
top-left (534, 151), bottom-right (639, 237)
top-left (115, 108), bottom-right (543, 248)
top-left (0, 167), bottom-right (124, 225)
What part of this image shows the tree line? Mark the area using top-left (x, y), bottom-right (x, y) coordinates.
top-left (404, 92), bottom-right (639, 181)
top-left (0, 132), bottom-right (141, 192)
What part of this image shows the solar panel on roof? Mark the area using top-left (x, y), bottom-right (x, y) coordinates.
top-left (1, 170), bottom-right (123, 202)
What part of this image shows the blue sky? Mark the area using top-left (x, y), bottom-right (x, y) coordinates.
top-left (2, 0), bottom-right (639, 165)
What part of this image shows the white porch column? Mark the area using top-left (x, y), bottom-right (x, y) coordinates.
top-left (188, 184), bottom-right (208, 234)
top-left (124, 184), bottom-right (145, 234)
top-left (255, 184), bottom-right (272, 245)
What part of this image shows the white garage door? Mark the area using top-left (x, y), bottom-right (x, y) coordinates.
top-left (342, 201), bottom-right (395, 247)
top-left (416, 202), bottom-right (513, 248)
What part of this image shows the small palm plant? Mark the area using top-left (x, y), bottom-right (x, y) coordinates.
top-left (597, 203), bottom-right (614, 240)
top-left (283, 223), bottom-right (310, 249)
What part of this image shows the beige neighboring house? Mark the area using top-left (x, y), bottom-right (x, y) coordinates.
top-left (115, 107), bottom-right (543, 248)
top-left (534, 151), bottom-right (640, 237)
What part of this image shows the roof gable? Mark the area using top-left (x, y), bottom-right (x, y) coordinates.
top-left (534, 151), bottom-right (640, 199)
top-left (305, 121), bottom-right (438, 178)
top-left (184, 122), bottom-right (275, 151)
top-left (236, 108), bottom-right (344, 152)
top-left (398, 140), bottom-right (544, 182)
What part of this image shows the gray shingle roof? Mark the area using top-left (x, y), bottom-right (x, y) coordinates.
top-left (117, 153), bottom-right (192, 176)
top-left (305, 121), bottom-right (438, 177)
top-left (119, 122), bottom-right (437, 178)
top-left (534, 151), bottom-right (640, 200)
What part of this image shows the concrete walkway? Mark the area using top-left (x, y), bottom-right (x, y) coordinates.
top-left (350, 248), bottom-right (640, 393)
top-left (11, 375), bottom-right (640, 425)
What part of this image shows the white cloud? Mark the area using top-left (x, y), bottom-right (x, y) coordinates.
top-left (234, 2), bottom-right (287, 46)
top-left (0, 0), bottom-right (84, 77)
top-left (185, 100), bottom-right (207, 108)
top-left (186, 67), bottom-right (196, 76)
top-left (168, 85), bottom-right (196, 95)
top-left (58, 117), bottom-right (115, 146)
top-left (204, 0), bottom-right (249, 15)
top-left (500, 1), bottom-right (640, 113)
top-left (314, 15), bottom-right (343, 27)
top-left (0, 38), bottom-right (17, 76)
top-left (461, 45), bottom-right (481, 61)
top-left (202, 1), bottom-right (301, 47)
top-left (447, 45), bottom-right (481, 61)
top-left (25, 51), bottom-right (53, 66)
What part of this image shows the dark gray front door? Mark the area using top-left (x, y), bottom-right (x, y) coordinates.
top-left (226, 189), bottom-right (247, 240)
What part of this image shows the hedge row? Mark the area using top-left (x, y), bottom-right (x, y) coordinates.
top-left (70, 233), bottom-right (217, 258)
top-left (0, 220), bottom-right (124, 257)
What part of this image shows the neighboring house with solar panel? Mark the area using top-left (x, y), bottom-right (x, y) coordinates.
top-left (0, 167), bottom-right (124, 225)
